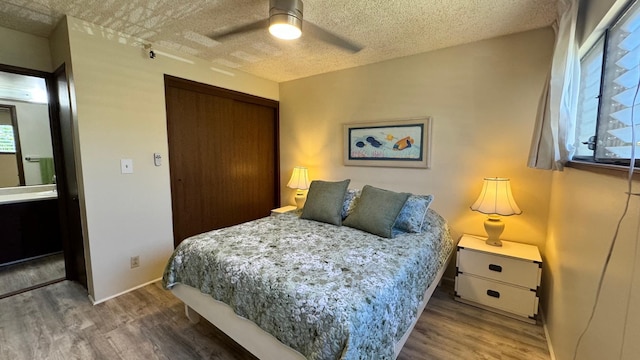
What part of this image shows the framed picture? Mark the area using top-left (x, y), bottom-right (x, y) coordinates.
top-left (343, 117), bottom-right (432, 168)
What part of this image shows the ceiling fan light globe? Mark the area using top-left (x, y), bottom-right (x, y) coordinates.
top-left (269, 23), bottom-right (301, 39)
top-left (269, 13), bottom-right (302, 40)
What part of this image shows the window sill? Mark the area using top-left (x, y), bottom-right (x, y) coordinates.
top-left (566, 160), bottom-right (640, 179)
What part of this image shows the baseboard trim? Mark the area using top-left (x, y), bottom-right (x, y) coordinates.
top-left (90, 277), bottom-right (162, 305)
top-left (540, 309), bottom-right (557, 360)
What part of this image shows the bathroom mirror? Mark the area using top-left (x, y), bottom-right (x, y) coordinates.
top-left (0, 70), bottom-right (54, 188)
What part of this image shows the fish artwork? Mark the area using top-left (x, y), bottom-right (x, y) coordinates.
top-left (393, 136), bottom-right (414, 150)
top-left (366, 136), bottom-right (383, 148)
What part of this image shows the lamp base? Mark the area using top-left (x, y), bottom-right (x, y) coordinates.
top-left (294, 190), bottom-right (307, 209)
top-left (484, 215), bottom-right (505, 247)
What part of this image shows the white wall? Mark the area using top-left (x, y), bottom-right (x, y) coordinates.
top-left (60, 16), bottom-right (278, 302)
top-left (280, 28), bottom-right (555, 258)
top-left (0, 26), bottom-right (51, 72)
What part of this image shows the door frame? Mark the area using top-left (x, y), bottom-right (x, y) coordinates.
top-left (50, 64), bottom-right (87, 288)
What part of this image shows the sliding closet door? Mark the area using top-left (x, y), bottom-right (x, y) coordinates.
top-left (165, 76), bottom-right (279, 247)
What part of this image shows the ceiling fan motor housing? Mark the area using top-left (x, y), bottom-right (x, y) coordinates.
top-left (270, 0), bottom-right (303, 29)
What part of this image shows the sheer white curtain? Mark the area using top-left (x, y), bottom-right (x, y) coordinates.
top-left (528, 0), bottom-right (580, 170)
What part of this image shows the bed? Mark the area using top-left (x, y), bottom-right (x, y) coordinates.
top-left (163, 185), bottom-right (454, 360)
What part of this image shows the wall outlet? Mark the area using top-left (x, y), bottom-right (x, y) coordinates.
top-left (130, 256), bottom-right (140, 268)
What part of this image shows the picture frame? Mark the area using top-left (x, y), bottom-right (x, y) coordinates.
top-left (343, 117), bottom-right (432, 168)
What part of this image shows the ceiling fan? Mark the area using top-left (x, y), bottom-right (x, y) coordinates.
top-left (210, 0), bottom-right (362, 53)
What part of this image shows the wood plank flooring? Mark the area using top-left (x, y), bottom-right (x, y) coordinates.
top-left (0, 253), bottom-right (65, 299)
top-left (400, 289), bottom-right (550, 360)
top-left (0, 281), bottom-right (550, 360)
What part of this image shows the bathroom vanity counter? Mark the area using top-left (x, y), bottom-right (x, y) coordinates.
top-left (0, 190), bottom-right (57, 205)
top-left (0, 185), bottom-right (58, 205)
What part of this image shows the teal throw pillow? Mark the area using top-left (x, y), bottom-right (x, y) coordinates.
top-left (300, 179), bottom-right (351, 225)
top-left (343, 185), bottom-right (410, 238)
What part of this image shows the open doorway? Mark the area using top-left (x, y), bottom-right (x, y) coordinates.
top-left (0, 64), bottom-right (86, 298)
top-left (0, 70), bottom-right (64, 298)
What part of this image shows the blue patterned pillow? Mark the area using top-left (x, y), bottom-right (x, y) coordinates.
top-left (393, 194), bottom-right (434, 233)
top-left (341, 189), bottom-right (361, 219)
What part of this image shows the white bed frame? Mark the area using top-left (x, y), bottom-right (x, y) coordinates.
top-left (171, 255), bottom-right (452, 359)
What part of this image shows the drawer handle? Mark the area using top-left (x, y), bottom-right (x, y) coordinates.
top-left (488, 264), bottom-right (503, 272)
top-left (487, 290), bottom-right (500, 298)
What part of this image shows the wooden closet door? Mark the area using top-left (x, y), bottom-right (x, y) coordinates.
top-left (165, 76), bottom-right (279, 247)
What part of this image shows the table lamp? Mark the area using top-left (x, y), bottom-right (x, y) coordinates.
top-left (470, 177), bottom-right (522, 247)
top-left (287, 166), bottom-right (310, 209)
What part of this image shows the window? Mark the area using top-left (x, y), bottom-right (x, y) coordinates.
top-left (0, 124), bottom-right (16, 153)
top-left (575, 37), bottom-right (604, 158)
top-left (574, 0), bottom-right (640, 165)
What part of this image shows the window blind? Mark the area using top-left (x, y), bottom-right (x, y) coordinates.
top-left (597, 2), bottom-right (640, 161)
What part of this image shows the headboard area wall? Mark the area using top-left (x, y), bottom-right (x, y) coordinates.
top-left (279, 27), bottom-right (555, 254)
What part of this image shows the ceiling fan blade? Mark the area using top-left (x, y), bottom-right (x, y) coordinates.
top-left (210, 19), bottom-right (269, 41)
top-left (304, 21), bottom-right (362, 53)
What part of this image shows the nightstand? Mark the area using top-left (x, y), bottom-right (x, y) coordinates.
top-left (454, 234), bottom-right (542, 324)
top-left (270, 205), bottom-right (297, 215)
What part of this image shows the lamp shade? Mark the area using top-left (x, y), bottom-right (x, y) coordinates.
top-left (287, 166), bottom-right (310, 190)
top-left (470, 177), bottom-right (522, 216)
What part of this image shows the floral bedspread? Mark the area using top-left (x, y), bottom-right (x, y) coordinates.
top-left (162, 209), bottom-right (453, 359)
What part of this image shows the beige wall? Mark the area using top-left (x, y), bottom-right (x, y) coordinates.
top-left (280, 28), bottom-right (555, 257)
top-left (545, 169), bottom-right (640, 359)
top-left (60, 16), bottom-right (278, 302)
top-left (0, 154), bottom-right (18, 187)
top-left (0, 26), bottom-right (51, 72)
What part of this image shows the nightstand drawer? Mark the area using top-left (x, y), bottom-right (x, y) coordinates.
top-left (456, 273), bottom-right (538, 318)
top-left (458, 248), bottom-right (540, 289)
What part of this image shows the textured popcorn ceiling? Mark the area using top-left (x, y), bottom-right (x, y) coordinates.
top-left (0, 0), bottom-right (558, 82)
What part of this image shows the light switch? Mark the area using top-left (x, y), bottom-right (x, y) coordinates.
top-left (153, 153), bottom-right (162, 166)
top-left (121, 159), bottom-right (133, 174)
